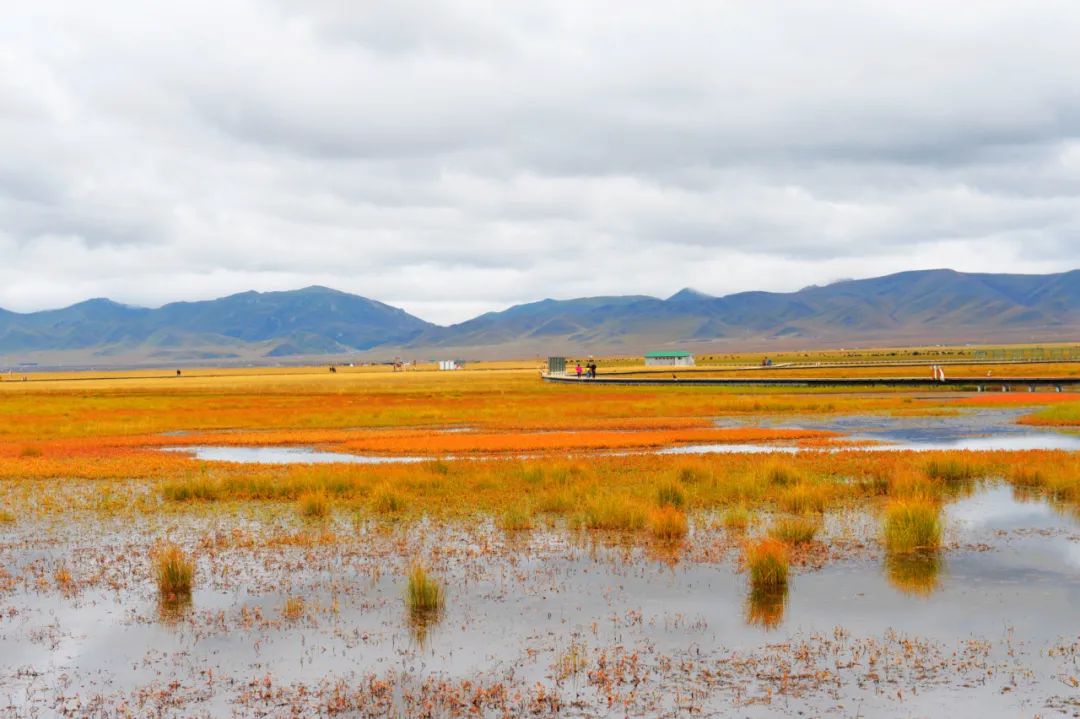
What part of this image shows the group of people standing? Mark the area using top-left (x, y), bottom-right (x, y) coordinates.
top-left (574, 360), bottom-right (598, 378)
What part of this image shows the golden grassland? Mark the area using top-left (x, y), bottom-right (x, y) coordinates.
top-left (0, 362), bottom-right (1077, 532)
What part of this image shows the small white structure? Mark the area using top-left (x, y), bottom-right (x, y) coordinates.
top-left (644, 351), bottom-right (695, 366)
top-left (438, 360), bottom-right (464, 371)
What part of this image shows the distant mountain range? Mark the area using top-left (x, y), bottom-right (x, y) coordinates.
top-left (1, 269), bottom-right (1077, 367)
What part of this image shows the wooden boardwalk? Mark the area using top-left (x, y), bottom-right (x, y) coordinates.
top-left (543, 374), bottom-right (1078, 391)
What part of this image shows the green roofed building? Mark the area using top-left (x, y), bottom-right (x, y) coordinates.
top-left (644, 350), bottom-right (695, 366)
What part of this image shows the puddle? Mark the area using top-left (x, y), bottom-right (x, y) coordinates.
top-left (163, 445), bottom-right (428, 464)
top-left (730, 407), bottom-right (1062, 441)
top-left (166, 428), bottom-right (1080, 466)
top-left (662, 431), bottom-right (1080, 454)
top-left (156, 409), bottom-right (1079, 466)
top-left (685, 407), bottom-right (1080, 454)
top-left (2, 484), bottom-right (1079, 716)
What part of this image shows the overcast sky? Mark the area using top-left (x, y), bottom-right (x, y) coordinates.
top-left (2, 1), bottom-right (1079, 325)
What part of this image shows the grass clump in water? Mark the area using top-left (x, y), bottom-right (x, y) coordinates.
top-left (765, 463), bottom-right (800, 487)
top-left (776, 483), bottom-right (829, 514)
top-left (676, 464), bottom-right (710, 485)
top-left (282, 596), bottom-right (306, 620)
top-left (923, 458), bottom-right (978, 482)
top-left (297, 490), bottom-right (330, 519)
top-left (721, 506), bottom-right (752, 532)
top-left (405, 562), bottom-right (444, 614)
top-left (535, 490), bottom-right (574, 515)
top-left (571, 494), bottom-right (646, 531)
top-left (883, 499), bottom-right (942, 552)
top-left (744, 537), bottom-right (789, 590)
top-left (371, 485), bottom-right (406, 514)
top-left (154, 542), bottom-right (194, 602)
top-left (54, 564), bottom-right (75, 593)
top-left (767, 516), bottom-right (820, 545)
top-left (1008, 466), bottom-right (1044, 488)
top-left (648, 505), bottom-right (688, 541)
top-left (655, 481), bottom-right (687, 509)
top-left (499, 503), bottom-right (535, 532)
top-left (555, 639), bottom-right (588, 680)
top-left (162, 475), bottom-right (222, 502)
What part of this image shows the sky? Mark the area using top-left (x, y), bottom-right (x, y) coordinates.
top-left (2, 1), bottom-right (1079, 325)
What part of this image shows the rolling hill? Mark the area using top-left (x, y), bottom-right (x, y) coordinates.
top-left (0, 270), bottom-right (1077, 367)
top-left (402, 269), bottom-right (1080, 356)
top-left (0, 286), bottom-right (434, 364)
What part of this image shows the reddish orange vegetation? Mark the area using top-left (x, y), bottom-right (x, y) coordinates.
top-left (794, 437), bottom-right (884, 449)
top-left (0, 366), bottom-right (1077, 522)
top-left (332, 427), bottom-right (835, 455)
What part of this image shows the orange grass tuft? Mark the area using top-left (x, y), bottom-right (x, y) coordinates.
top-left (648, 505), bottom-right (688, 541)
top-left (744, 538), bottom-right (789, 590)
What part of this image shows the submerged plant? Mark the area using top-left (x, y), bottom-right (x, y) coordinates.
top-left (555, 639), bottom-right (589, 681)
top-left (282, 596), bottom-right (306, 620)
top-left (54, 564), bottom-right (75, 593)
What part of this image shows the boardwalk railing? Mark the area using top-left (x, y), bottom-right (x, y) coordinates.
top-left (542, 373), bottom-right (1078, 392)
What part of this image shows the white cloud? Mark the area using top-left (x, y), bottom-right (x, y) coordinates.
top-left (1, 0), bottom-right (1078, 324)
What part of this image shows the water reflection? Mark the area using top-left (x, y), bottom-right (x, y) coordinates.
top-left (745, 586), bottom-right (788, 630)
top-left (661, 433), bottom-right (1080, 455)
top-left (884, 550), bottom-right (943, 597)
top-left (407, 608), bottom-right (442, 648)
top-left (157, 596), bottom-right (193, 625)
top-left (645, 540), bottom-right (684, 569)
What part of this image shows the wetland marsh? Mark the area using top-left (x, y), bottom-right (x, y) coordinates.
top-left (1, 364), bottom-right (1078, 717)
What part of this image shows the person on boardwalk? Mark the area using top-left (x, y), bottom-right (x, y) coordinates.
top-left (575, 362), bottom-right (583, 378)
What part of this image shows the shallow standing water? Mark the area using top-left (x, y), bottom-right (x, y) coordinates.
top-left (166, 408), bottom-right (1080, 464)
top-left (163, 445), bottom-right (429, 464)
top-left (2, 484), bottom-right (1079, 716)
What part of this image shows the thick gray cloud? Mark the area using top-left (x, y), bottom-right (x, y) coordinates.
top-left (1, 0), bottom-right (1078, 324)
